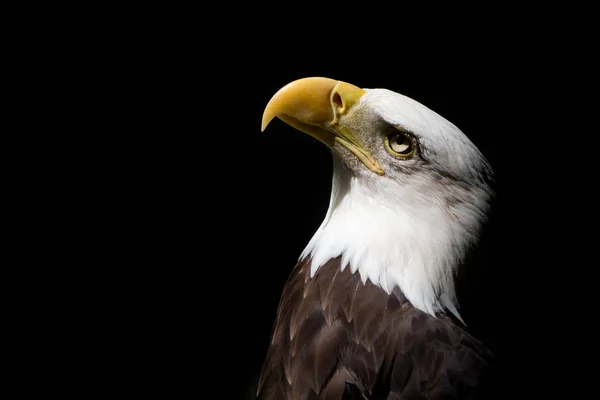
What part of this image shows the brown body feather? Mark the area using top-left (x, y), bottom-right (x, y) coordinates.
top-left (257, 257), bottom-right (493, 400)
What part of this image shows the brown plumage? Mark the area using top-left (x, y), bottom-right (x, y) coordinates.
top-left (256, 257), bottom-right (493, 400)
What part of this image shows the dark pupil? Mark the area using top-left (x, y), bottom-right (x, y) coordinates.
top-left (394, 135), bottom-right (406, 144)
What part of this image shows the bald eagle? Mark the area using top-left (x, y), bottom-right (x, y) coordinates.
top-left (257, 78), bottom-right (494, 399)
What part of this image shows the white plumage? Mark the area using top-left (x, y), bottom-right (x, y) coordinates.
top-left (300, 88), bottom-right (493, 321)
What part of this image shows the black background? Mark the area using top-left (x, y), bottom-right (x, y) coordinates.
top-left (97, 11), bottom-right (581, 399)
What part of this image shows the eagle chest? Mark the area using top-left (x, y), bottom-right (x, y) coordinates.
top-left (257, 258), bottom-right (491, 399)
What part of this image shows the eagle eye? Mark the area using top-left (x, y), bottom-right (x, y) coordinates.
top-left (386, 132), bottom-right (414, 158)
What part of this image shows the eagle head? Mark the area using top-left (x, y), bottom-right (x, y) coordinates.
top-left (262, 77), bottom-right (494, 321)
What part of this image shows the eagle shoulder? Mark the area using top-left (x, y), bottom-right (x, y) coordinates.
top-left (257, 257), bottom-right (493, 399)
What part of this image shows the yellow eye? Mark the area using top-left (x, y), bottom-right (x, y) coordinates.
top-left (386, 132), bottom-right (414, 157)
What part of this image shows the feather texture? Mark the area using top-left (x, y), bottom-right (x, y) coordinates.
top-left (257, 257), bottom-right (493, 400)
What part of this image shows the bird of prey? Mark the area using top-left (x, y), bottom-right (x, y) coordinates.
top-left (257, 77), bottom-right (495, 399)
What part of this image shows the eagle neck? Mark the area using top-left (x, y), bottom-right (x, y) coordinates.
top-left (300, 157), bottom-right (486, 322)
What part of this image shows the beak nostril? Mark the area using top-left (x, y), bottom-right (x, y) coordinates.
top-left (332, 92), bottom-right (343, 109)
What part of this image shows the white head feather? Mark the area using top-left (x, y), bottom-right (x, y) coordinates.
top-left (300, 89), bottom-right (494, 322)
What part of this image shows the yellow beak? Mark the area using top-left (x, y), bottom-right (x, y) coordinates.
top-left (261, 77), bottom-right (384, 175)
